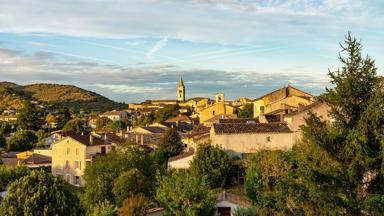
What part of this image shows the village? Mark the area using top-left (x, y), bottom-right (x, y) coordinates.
top-left (0, 75), bottom-right (332, 215)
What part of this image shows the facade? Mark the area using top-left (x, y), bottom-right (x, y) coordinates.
top-left (284, 102), bottom-right (331, 142)
top-left (199, 93), bottom-right (235, 123)
top-left (177, 76), bottom-right (185, 102)
top-left (215, 192), bottom-right (252, 216)
top-left (253, 85), bottom-right (314, 118)
top-left (99, 110), bottom-right (128, 121)
top-left (51, 134), bottom-right (114, 187)
top-left (168, 148), bottom-right (195, 169)
top-left (210, 122), bottom-right (293, 157)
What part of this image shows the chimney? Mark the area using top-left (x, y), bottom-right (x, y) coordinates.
top-left (89, 135), bottom-right (94, 145)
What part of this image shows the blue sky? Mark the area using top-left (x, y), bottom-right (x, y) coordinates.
top-left (0, 0), bottom-right (383, 103)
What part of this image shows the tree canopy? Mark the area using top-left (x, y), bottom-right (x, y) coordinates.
top-left (238, 103), bottom-right (254, 118)
top-left (0, 169), bottom-right (82, 216)
top-left (158, 127), bottom-right (184, 159)
top-left (16, 101), bottom-right (43, 131)
top-left (7, 130), bottom-right (38, 151)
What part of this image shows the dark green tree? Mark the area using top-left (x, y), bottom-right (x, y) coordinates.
top-left (154, 104), bottom-right (180, 122)
top-left (238, 103), bottom-right (254, 118)
top-left (156, 171), bottom-right (214, 216)
top-left (0, 169), bottom-right (82, 215)
top-left (16, 101), bottom-right (43, 131)
top-left (189, 143), bottom-right (235, 188)
top-left (89, 201), bottom-right (118, 216)
top-left (62, 118), bottom-right (87, 134)
top-left (0, 133), bottom-right (5, 149)
top-left (35, 129), bottom-right (47, 147)
top-left (56, 107), bottom-right (71, 129)
top-left (118, 194), bottom-right (148, 216)
top-left (158, 127), bottom-right (184, 159)
top-left (7, 130), bottom-right (38, 151)
top-left (134, 113), bottom-right (154, 126)
top-left (107, 120), bottom-right (127, 132)
top-left (96, 116), bottom-right (113, 129)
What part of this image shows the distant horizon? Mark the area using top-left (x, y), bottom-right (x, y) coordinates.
top-left (0, 0), bottom-right (383, 103)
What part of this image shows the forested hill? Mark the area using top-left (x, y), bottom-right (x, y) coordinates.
top-left (0, 82), bottom-right (126, 112)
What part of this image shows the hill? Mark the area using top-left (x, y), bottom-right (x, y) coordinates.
top-left (0, 82), bottom-right (126, 112)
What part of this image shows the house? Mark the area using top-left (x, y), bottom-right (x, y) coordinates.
top-left (165, 115), bottom-right (194, 124)
top-left (168, 148), bottom-right (195, 170)
top-left (284, 102), bottom-right (331, 142)
top-left (51, 134), bottom-right (114, 187)
top-left (131, 126), bottom-right (167, 134)
top-left (202, 114), bottom-right (238, 127)
top-left (199, 93), bottom-right (236, 123)
top-left (253, 85), bottom-right (314, 118)
top-left (99, 110), bottom-right (128, 121)
top-left (211, 122), bottom-right (293, 157)
top-left (0, 151), bottom-right (51, 168)
top-left (215, 192), bottom-right (252, 216)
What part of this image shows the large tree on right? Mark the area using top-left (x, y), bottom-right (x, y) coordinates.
top-left (245, 33), bottom-right (384, 215)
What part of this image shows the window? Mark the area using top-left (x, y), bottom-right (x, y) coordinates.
top-left (66, 174), bottom-right (71, 184)
top-left (267, 136), bottom-right (271, 142)
top-left (76, 148), bottom-right (79, 155)
top-left (66, 147), bottom-right (70, 155)
top-left (65, 160), bottom-right (70, 169)
top-left (74, 176), bottom-right (81, 186)
top-left (260, 106), bottom-right (265, 114)
top-left (212, 110), bottom-right (215, 115)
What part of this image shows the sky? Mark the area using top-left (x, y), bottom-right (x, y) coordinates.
top-left (0, 0), bottom-right (383, 103)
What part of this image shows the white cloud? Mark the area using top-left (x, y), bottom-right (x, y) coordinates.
top-left (146, 35), bottom-right (170, 59)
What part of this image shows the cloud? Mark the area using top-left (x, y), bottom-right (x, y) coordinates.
top-left (146, 35), bottom-right (170, 59)
top-left (28, 41), bottom-right (56, 47)
top-left (0, 47), bottom-right (329, 102)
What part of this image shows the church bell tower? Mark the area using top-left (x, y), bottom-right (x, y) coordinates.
top-left (177, 76), bottom-right (185, 102)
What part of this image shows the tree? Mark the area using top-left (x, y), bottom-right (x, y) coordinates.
top-left (35, 129), bottom-right (47, 147)
top-left (83, 144), bottom-right (158, 207)
top-left (158, 127), bottom-right (184, 159)
top-left (7, 130), bottom-right (38, 151)
top-left (154, 104), bottom-right (180, 122)
top-left (16, 101), bottom-right (43, 131)
top-left (107, 120), bottom-right (127, 132)
top-left (56, 107), bottom-right (71, 129)
top-left (62, 118), bottom-right (87, 134)
top-left (0, 165), bottom-right (30, 190)
top-left (118, 194), bottom-right (148, 216)
top-left (112, 168), bottom-right (150, 206)
top-left (238, 103), bottom-right (254, 118)
top-left (134, 113), bottom-right (154, 127)
top-left (156, 171), bottom-right (214, 216)
top-left (45, 113), bottom-right (57, 124)
top-left (89, 201), bottom-right (118, 216)
top-left (0, 133), bottom-right (5, 149)
top-left (243, 34), bottom-right (384, 215)
top-left (96, 117), bottom-right (113, 129)
top-left (0, 169), bottom-right (82, 215)
top-left (189, 143), bottom-right (235, 188)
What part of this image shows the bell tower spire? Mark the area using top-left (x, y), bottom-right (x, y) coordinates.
top-left (177, 76), bottom-right (185, 102)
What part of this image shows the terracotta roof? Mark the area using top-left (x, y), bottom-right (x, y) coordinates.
top-left (69, 134), bottom-right (107, 146)
top-left (284, 101), bottom-right (327, 117)
top-left (213, 122), bottom-right (292, 134)
top-left (141, 126), bottom-right (167, 134)
top-left (165, 115), bottom-right (193, 123)
top-left (204, 114), bottom-right (238, 123)
top-left (219, 118), bottom-right (259, 124)
top-left (254, 85), bottom-right (313, 102)
top-left (23, 154), bottom-right (51, 165)
top-left (100, 110), bottom-right (126, 116)
top-left (168, 148), bottom-right (195, 162)
top-left (190, 125), bottom-right (211, 136)
top-left (94, 132), bottom-right (126, 145)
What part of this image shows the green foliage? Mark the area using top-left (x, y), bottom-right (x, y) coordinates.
top-left (112, 168), bottom-right (150, 206)
top-left (190, 143), bottom-right (235, 188)
top-left (233, 207), bottom-right (258, 216)
top-left (16, 101), bottom-right (43, 131)
top-left (118, 194), bottom-right (149, 216)
top-left (156, 171), bottom-right (214, 216)
top-left (0, 121), bottom-right (13, 134)
top-left (83, 144), bottom-right (159, 207)
top-left (35, 129), bottom-right (47, 147)
top-left (243, 33), bottom-right (384, 215)
top-left (96, 117), bottom-right (113, 129)
top-left (154, 104), bottom-right (180, 122)
top-left (0, 165), bottom-right (30, 190)
top-left (0, 134), bottom-right (5, 149)
top-left (45, 113), bottom-right (56, 124)
top-left (238, 103), bottom-right (254, 118)
top-left (89, 200), bottom-right (118, 216)
top-left (56, 107), bottom-right (72, 129)
top-left (107, 120), bottom-right (127, 132)
top-left (7, 130), bottom-right (38, 151)
top-left (134, 113), bottom-right (154, 126)
top-left (63, 118), bottom-right (88, 134)
top-left (0, 169), bottom-right (82, 216)
top-left (158, 128), bottom-right (184, 159)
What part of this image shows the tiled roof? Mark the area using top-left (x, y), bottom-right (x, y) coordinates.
top-left (100, 110), bottom-right (126, 116)
top-left (185, 125), bottom-right (211, 138)
top-left (216, 191), bottom-right (251, 207)
top-left (95, 132), bottom-right (126, 144)
top-left (23, 154), bottom-right (51, 165)
top-left (204, 114), bottom-right (238, 123)
top-left (165, 115), bottom-right (193, 123)
top-left (168, 148), bottom-right (195, 162)
top-left (141, 126), bottom-right (167, 134)
top-left (284, 101), bottom-right (326, 117)
top-left (69, 134), bottom-right (107, 146)
top-left (219, 118), bottom-right (259, 124)
top-left (213, 122), bottom-right (292, 134)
